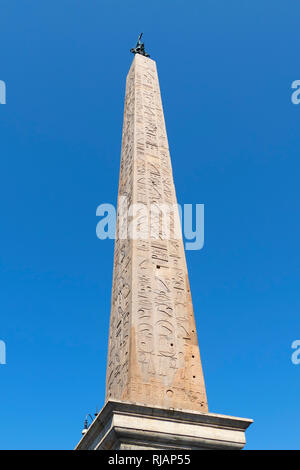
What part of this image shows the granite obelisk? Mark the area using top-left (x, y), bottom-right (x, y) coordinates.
top-left (76, 37), bottom-right (252, 450)
top-left (105, 51), bottom-right (208, 413)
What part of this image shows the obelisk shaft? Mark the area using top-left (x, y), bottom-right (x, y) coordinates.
top-left (105, 54), bottom-right (208, 412)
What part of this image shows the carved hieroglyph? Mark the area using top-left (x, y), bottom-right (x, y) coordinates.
top-left (105, 54), bottom-right (208, 412)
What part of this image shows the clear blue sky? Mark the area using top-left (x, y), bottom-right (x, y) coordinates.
top-left (0, 0), bottom-right (299, 450)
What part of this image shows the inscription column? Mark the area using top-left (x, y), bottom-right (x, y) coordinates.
top-left (105, 54), bottom-right (208, 413)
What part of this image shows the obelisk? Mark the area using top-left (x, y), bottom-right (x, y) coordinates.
top-left (76, 36), bottom-right (252, 450)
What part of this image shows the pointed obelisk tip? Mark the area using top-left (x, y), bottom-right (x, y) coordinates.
top-left (130, 32), bottom-right (150, 58)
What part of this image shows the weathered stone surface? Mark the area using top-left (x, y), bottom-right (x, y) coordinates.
top-left (105, 53), bottom-right (208, 413)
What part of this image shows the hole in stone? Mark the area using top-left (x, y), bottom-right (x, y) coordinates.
top-left (156, 265), bottom-right (160, 269)
top-left (193, 375), bottom-right (196, 378)
top-left (192, 355), bottom-right (195, 358)
top-left (170, 343), bottom-right (173, 347)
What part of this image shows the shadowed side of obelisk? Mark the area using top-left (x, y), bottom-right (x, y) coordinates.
top-left (104, 57), bottom-right (135, 407)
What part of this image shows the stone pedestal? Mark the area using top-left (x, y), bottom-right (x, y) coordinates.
top-left (75, 400), bottom-right (253, 450)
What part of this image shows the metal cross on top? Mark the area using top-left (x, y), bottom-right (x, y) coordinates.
top-left (130, 32), bottom-right (150, 57)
